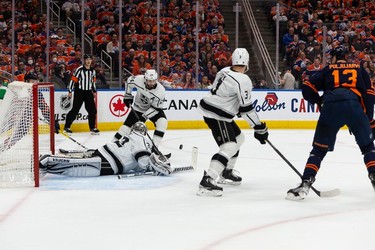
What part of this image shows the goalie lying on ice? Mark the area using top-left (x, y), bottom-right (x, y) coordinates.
top-left (39, 122), bottom-right (173, 177)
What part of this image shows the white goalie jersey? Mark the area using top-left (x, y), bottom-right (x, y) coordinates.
top-left (98, 132), bottom-right (153, 174)
top-left (198, 67), bottom-right (261, 127)
top-left (125, 75), bottom-right (166, 118)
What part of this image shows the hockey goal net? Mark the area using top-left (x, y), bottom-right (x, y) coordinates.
top-left (0, 81), bottom-right (55, 187)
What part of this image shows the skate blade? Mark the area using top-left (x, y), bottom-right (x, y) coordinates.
top-left (91, 132), bottom-right (100, 135)
top-left (285, 192), bottom-right (305, 201)
top-left (196, 187), bottom-right (223, 197)
top-left (217, 179), bottom-right (241, 186)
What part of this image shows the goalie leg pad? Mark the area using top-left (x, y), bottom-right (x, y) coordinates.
top-left (40, 156), bottom-right (102, 177)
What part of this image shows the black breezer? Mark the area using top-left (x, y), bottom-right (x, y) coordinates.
top-left (203, 117), bottom-right (241, 146)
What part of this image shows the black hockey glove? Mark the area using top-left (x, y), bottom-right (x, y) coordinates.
top-left (123, 94), bottom-right (133, 107)
top-left (254, 122), bottom-right (268, 145)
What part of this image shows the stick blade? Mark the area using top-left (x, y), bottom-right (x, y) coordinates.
top-left (317, 188), bottom-right (341, 198)
top-left (191, 146), bottom-right (198, 170)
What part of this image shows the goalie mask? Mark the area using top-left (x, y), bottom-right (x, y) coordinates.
top-left (130, 122), bottom-right (147, 136)
top-left (149, 153), bottom-right (172, 176)
top-left (144, 69), bottom-right (158, 90)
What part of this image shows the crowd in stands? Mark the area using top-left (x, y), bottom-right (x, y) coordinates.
top-left (0, 0), bottom-right (233, 90)
top-left (81, 0), bottom-right (230, 89)
top-left (269, 0), bottom-right (375, 88)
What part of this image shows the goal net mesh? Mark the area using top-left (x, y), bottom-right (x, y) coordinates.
top-left (0, 81), bottom-right (54, 187)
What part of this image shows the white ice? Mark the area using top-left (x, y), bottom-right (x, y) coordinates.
top-left (0, 129), bottom-right (374, 250)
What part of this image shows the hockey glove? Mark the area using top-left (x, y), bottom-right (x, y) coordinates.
top-left (123, 94), bottom-right (133, 107)
top-left (254, 122), bottom-right (268, 144)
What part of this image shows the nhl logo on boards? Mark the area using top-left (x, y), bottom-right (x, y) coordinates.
top-left (60, 95), bottom-right (72, 110)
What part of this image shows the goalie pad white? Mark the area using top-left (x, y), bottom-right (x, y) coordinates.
top-left (40, 155), bottom-right (102, 177)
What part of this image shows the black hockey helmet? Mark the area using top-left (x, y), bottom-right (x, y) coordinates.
top-left (330, 46), bottom-right (347, 60)
top-left (83, 54), bottom-right (93, 59)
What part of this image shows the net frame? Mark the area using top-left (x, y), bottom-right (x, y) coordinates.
top-left (33, 82), bottom-right (55, 187)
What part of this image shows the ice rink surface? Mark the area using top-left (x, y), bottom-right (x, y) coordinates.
top-left (1, 129), bottom-right (375, 250)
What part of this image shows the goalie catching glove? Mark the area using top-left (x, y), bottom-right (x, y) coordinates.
top-left (254, 122), bottom-right (269, 144)
top-left (148, 153), bottom-right (173, 176)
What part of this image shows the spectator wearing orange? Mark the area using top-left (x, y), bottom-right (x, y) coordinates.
top-left (132, 54), bottom-right (152, 76)
top-left (170, 52), bottom-right (187, 69)
top-left (303, 57), bottom-right (323, 82)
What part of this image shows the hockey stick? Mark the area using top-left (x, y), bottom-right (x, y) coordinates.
top-left (265, 139), bottom-right (340, 198)
top-left (118, 146), bottom-right (198, 179)
top-left (58, 148), bottom-right (96, 157)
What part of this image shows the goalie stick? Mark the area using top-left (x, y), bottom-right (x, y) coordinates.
top-left (265, 139), bottom-right (340, 198)
top-left (118, 146), bottom-right (198, 179)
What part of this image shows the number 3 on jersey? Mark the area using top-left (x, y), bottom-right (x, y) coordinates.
top-left (332, 69), bottom-right (357, 88)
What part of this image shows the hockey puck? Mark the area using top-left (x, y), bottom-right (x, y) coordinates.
top-left (179, 144), bottom-right (183, 150)
top-left (117, 175), bottom-right (121, 179)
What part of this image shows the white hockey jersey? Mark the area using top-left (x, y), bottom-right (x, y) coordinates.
top-left (125, 75), bottom-right (166, 118)
top-left (98, 132), bottom-right (153, 174)
top-left (199, 67), bottom-right (260, 125)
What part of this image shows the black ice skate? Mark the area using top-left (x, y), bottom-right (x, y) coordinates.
top-left (286, 177), bottom-right (315, 201)
top-left (197, 171), bottom-right (223, 197)
top-left (217, 169), bottom-right (242, 185)
top-left (90, 128), bottom-right (100, 135)
top-left (369, 172), bottom-right (375, 191)
top-left (63, 127), bottom-right (73, 134)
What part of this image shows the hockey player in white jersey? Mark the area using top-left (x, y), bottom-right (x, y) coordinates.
top-left (197, 48), bottom-right (269, 197)
top-left (112, 69), bottom-right (167, 149)
top-left (39, 122), bottom-right (173, 177)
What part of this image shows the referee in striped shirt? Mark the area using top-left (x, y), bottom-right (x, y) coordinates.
top-left (64, 54), bottom-right (100, 135)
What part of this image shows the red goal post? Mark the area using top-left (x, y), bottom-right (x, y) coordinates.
top-left (0, 81), bottom-right (55, 187)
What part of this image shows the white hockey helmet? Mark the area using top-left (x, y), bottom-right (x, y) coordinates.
top-left (130, 122), bottom-right (147, 136)
top-left (144, 69), bottom-right (158, 89)
top-left (145, 69), bottom-right (158, 81)
top-left (232, 48), bottom-right (249, 72)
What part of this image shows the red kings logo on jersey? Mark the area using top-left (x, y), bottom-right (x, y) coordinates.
top-left (109, 94), bottom-right (130, 117)
top-left (253, 92), bottom-right (286, 112)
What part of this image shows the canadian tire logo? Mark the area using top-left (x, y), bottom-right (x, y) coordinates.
top-left (60, 95), bottom-right (72, 110)
top-left (265, 92), bottom-right (278, 105)
top-left (110, 94), bottom-right (129, 117)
